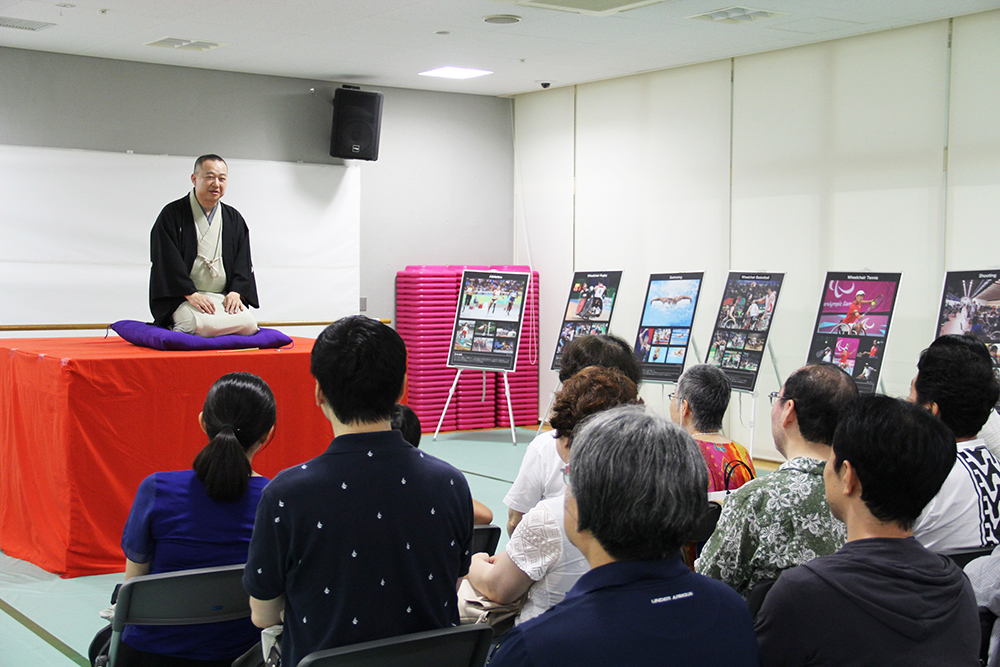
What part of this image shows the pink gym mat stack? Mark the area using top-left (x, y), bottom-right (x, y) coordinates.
top-left (395, 265), bottom-right (540, 433)
top-left (495, 266), bottom-right (541, 428)
top-left (395, 265), bottom-right (461, 433)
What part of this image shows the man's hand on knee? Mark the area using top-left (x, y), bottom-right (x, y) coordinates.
top-left (185, 292), bottom-right (215, 314)
top-left (224, 291), bottom-right (245, 314)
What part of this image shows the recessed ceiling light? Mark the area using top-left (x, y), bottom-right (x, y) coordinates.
top-left (146, 37), bottom-right (226, 51)
top-left (419, 67), bottom-right (493, 80)
top-left (484, 14), bottom-right (521, 24)
top-left (688, 6), bottom-right (783, 24)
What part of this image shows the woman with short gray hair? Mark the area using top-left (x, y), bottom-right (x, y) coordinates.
top-left (490, 405), bottom-right (759, 667)
top-left (671, 364), bottom-right (755, 493)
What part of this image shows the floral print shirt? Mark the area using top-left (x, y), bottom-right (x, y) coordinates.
top-left (695, 456), bottom-right (846, 599)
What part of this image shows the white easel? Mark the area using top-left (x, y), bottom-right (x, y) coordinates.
top-left (433, 367), bottom-right (518, 446)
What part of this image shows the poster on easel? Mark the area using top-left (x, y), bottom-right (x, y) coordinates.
top-left (806, 271), bottom-right (901, 394)
top-left (449, 270), bottom-right (531, 372)
top-left (551, 271), bottom-right (623, 370)
top-left (935, 270), bottom-right (1000, 377)
top-left (632, 272), bottom-right (704, 383)
top-left (706, 272), bottom-right (784, 391)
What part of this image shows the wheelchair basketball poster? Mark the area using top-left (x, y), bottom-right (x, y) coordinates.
top-left (632, 272), bottom-right (704, 383)
top-left (550, 271), bottom-right (623, 371)
top-left (449, 269), bottom-right (531, 372)
top-left (706, 272), bottom-right (784, 391)
top-left (807, 272), bottom-right (901, 394)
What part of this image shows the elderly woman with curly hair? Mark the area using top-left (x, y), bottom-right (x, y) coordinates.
top-left (466, 366), bottom-right (639, 624)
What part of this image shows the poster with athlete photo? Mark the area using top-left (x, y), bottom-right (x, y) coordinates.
top-left (449, 270), bottom-right (531, 372)
top-left (936, 270), bottom-right (1000, 379)
top-left (807, 271), bottom-right (901, 394)
top-left (633, 272), bottom-right (704, 383)
top-left (706, 272), bottom-right (784, 391)
top-left (551, 271), bottom-right (623, 371)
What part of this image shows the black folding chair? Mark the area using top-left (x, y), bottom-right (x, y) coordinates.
top-left (472, 524), bottom-right (502, 556)
top-left (105, 563), bottom-right (250, 667)
top-left (298, 624), bottom-right (493, 667)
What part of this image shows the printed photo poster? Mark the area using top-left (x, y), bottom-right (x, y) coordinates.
top-left (706, 272), bottom-right (784, 391)
top-left (633, 272), bottom-right (704, 383)
top-left (551, 271), bottom-right (623, 371)
top-left (807, 272), bottom-right (901, 394)
top-left (936, 270), bottom-right (1000, 380)
top-left (449, 270), bottom-right (531, 372)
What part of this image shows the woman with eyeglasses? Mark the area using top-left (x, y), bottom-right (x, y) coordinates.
top-left (670, 364), bottom-right (755, 493)
top-left (466, 366), bottom-right (639, 626)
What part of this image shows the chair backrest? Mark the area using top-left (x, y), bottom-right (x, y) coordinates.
top-left (688, 501), bottom-right (722, 543)
top-left (943, 546), bottom-right (996, 569)
top-left (108, 563), bottom-right (250, 667)
top-left (298, 624), bottom-right (493, 667)
top-left (472, 524), bottom-right (502, 557)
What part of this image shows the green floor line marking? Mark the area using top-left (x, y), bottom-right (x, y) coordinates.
top-left (0, 596), bottom-right (89, 667)
top-left (460, 469), bottom-right (514, 485)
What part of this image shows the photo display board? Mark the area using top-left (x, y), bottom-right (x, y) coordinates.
top-left (449, 270), bottom-right (531, 372)
top-left (706, 272), bottom-right (784, 391)
top-left (936, 270), bottom-right (1000, 379)
top-left (551, 271), bottom-right (623, 370)
top-left (633, 272), bottom-right (704, 383)
top-left (807, 272), bottom-right (901, 394)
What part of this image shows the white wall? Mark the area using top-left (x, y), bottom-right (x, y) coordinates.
top-left (0, 47), bottom-right (514, 332)
top-left (514, 10), bottom-right (1000, 460)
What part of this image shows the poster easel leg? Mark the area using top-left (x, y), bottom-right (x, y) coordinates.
top-left (502, 371), bottom-right (517, 446)
top-left (749, 391), bottom-right (757, 460)
top-left (433, 369), bottom-right (463, 442)
top-left (536, 383), bottom-right (560, 436)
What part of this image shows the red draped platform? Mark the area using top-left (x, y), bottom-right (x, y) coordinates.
top-left (0, 336), bottom-right (333, 577)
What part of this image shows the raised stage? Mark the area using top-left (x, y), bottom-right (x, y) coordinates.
top-left (0, 336), bottom-right (332, 577)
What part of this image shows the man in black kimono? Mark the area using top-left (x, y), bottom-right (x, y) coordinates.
top-left (149, 154), bottom-right (259, 336)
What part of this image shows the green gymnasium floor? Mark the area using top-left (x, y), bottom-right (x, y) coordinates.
top-left (0, 427), bottom-right (535, 667)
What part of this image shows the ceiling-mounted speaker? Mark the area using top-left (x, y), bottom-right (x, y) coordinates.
top-left (330, 87), bottom-right (383, 161)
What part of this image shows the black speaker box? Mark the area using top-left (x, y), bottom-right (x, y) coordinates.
top-left (330, 87), bottom-right (383, 161)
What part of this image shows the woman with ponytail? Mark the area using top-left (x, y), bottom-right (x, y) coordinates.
top-left (118, 372), bottom-right (276, 667)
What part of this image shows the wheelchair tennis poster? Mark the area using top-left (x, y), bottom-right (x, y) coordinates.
top-left (449, 270), bottom-right (531, 372)
top-left (706, 272), bottom-right (784, 391)
top-left (632, 272), bottom-right (704, 383)
top-left (551, 271), bottom-right (623, 371)
top-left (807, 271), bottom-right (901, 394)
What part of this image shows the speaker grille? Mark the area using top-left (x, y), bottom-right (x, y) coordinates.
top-left (330, 89), bottom-right (383, 161)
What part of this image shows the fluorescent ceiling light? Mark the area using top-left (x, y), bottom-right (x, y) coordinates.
top-left (419, 66), bottom-right (493, 79)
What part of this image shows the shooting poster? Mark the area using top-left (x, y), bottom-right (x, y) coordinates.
top-left (936, 270), bottom-right (1000, 379)
top-left (632, 272), bottom-right (704, 383)
top-left (706, 272), bottom-right (784, 392)
top-left (551, 271), bottom-right (623, 371)
top-left (807, 271), bottom-right (901, 394)
top-left (449, 270), bottom-right (531, 372)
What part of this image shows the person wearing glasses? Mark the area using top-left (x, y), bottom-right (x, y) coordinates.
top-left (466, 366), bottom-right (639, 626)
top-left (696, 363), bottom-right (858, 600)
top-left (669, 364), bottom-right (755, 493)
top-left (490, 406), bottom-right (759, 667)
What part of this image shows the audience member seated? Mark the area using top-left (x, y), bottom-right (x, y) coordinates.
top-left (697, 363), bottom-right (857, 598)
top-left (491, 406), bottom-right (759, 667)
top-left (119, 372), bottom-right (276, 667)
top-left (909, 334), bottom-right (1000, 552)
top-left (243, 316), bottom-right (473, 667)
top-left (964, 544), bottom-right (1000, 667)
top-left (392, 403), bottom-right (493, 525)
top-left (466, 367), bottom-right (639, 625)
top-left (755, 395), bottom-right (980, 666)
top-left (504, 334), bottom-right (642, 536)
top-left (670, 364), bottom-right (755, 493)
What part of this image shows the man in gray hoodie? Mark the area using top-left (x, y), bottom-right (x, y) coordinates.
top-left (755, 395), bottom-right (979, 666)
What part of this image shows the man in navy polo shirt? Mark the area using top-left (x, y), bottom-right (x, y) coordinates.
top-left (491, 406), bottom-right (758, 667)
top-left (243, 316), bottom-right (473, 667)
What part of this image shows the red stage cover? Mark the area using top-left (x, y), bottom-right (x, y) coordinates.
top-left (0, 337), bottom-right (332, 577)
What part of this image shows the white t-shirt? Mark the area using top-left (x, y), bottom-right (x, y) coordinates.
top-left (914, 438), bottom-right (1000, 552)
top-left (506, 495), bottom-right (588, 624)
top-left (504, 430), bottom-right (565, 514)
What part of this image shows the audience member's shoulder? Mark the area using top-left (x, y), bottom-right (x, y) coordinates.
top-left (526, 429), bottom-right (558, 452)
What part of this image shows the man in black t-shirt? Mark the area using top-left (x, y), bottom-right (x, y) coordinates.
top-left (243, 316), bottom-right (473, 667)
